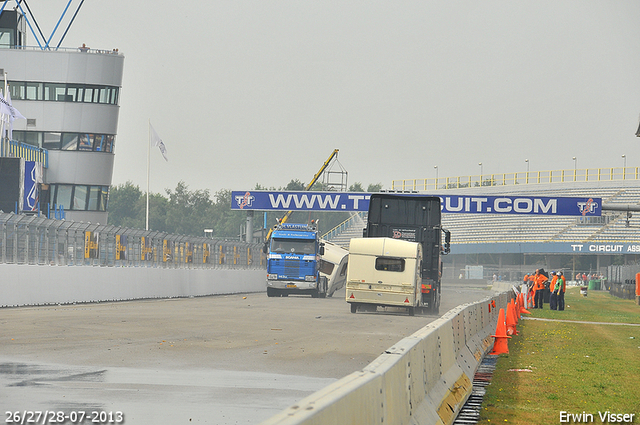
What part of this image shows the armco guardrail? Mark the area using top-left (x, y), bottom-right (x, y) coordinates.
top-left (0, 211), bottom-right (267, 307)
top-left (262, 291), bottom-right (510, 425)
top-left (0, 212), bottom-right (264, 268)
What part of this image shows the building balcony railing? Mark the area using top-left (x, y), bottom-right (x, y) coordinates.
top-left (392, 167), bottom-right (640, 192)
top-left (1, 44), bottom-right (122, 55)
top-left (0, 139), bottom-right (48, 168)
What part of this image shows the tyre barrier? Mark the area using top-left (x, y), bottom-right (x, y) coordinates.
top-left (262, 291), bottom-right (511, 425)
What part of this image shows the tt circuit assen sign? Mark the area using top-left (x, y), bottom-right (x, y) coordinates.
top-left (231, 191), bottom-right (602, 217)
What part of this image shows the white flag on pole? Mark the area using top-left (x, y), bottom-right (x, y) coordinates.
top-left (150, 123), bottom-right (168, 161)
top-left (4, 89), bottom-right (26, 140)
top-left (0, 90), bottom-right (11, 116)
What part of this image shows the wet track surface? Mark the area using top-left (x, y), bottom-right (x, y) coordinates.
top-left (1, 282), bottom-right (491, 424)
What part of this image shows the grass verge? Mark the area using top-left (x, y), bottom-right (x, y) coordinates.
top-left (478, 287), bottom-right (640, 424)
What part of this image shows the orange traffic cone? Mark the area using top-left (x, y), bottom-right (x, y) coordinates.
top-left (490, 308), bottom-right (511, 355)
top-left (519, 293), bottom-right (531, 315)
top-left (506, 301), bottom-right (518, 336)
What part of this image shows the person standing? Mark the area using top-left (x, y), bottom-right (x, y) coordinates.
top-left (549, 272), bottom-right (558, 310)
top-left (556, 271), bottom-right (566, 311)
top-left (534, 269), bottom-right (548, 309)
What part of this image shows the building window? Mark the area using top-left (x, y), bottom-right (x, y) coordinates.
top-left (43, 132), bottom-right (62, 150)
top-left (54, 184), bottom-right (73, 210)
top-left (87, 186), bottom-right (100, 210)
top-left (14, 131), bottom-right (115, 153)
top-left (73, 185), bottom-right (88, 210)
top-left (26, 82), bottom-right (43, 100)
top-left (13, 131), bottom-right (42, 148)
top-left (49, 184), bottom-right (109, 211)
top-left (78, 134), bottom-right (94, 151)
top-left (62, 133), bottom-right (79, 150)
top-left (99, 187), bottom-right (108, 211)
top-left (8, 81), bottom-right (24, 99)
top-left (8, 80), bottom-right (119, 105)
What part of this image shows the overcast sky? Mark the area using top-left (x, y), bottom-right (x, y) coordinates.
top-left (31, 1), bottom-right (640, 194)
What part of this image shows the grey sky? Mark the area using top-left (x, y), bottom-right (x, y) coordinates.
top-left (31, 1), bottom-right (640, 194)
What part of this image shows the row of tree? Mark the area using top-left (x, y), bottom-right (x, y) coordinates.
top-left (107, 180), bottom-right (383, 239)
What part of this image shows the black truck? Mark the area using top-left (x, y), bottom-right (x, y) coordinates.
top-left (363, 193), bottom-right (451, 314)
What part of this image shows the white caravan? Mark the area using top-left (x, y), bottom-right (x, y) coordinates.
top-left (346, 237), bottom-right (423, 315)
top-left (318, 239), bottom-right (349, 297)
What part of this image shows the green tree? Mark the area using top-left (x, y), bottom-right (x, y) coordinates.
top-left (349, 182), bottom-right (365, 192)
top-left (210, 189), bottom-right (246, 238)
top-left (107, 181), bottom-right (144, 229)
top-left (164, 181), bottom-right (215, 236)
top-left (285, 179), bottom-right (306, 190)
top-left (148, 192), bottom-right (169, 232)
top-left (367, 183), bottom-right (383, 192)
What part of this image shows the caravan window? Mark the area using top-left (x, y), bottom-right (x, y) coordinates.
top-left (319, 259), bottom-right (335, 275)
top-left (375, 257), bottom-right (405, 272)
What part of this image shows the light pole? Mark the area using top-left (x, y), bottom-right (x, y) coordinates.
top-left (434, 165), bottom-right (438, 189)
top-left (478, 162), bottom-right (483, 176)
top-left (622, 154), bottom-right (627, 179)
top-left (525, 159), bottom-right (529, 184)
top-left (622, 154), bottom-right (626, 168)
top-left (525, 159), bottom-right (529, 173)
top-left (572, 157), bottom-right (577, 182)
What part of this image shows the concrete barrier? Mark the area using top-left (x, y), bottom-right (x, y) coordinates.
top-left (262, 291), bottom-right (511, 425)
top-left (0, 264), bottom-right (265, 307)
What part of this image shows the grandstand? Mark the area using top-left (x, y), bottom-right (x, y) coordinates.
top-left (324, 169), bottom-right (640, 280)
top-left (440, 183), bottom-right (640, 245)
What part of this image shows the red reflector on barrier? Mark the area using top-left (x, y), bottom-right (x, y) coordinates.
top-left (349, 293), bottom-right (355, 299)
top-left (404, 297), bottom-right (409, 303)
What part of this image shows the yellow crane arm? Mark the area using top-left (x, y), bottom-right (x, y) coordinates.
top-left (264, 149), bottom-right (339, 242)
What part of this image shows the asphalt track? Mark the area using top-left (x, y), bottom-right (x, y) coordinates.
top-left (0, 282), bottom-right (492, 424)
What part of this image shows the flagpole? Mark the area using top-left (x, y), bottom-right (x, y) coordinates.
top-left (1, 71), bottom-right (7, 142)
top-left (146, 119), bottom-right (150, 230)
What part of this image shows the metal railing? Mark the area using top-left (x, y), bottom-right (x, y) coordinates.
top-left (3, 45), bottom-right (122, 55)
top-left (0, 139), bottom-right (48, 168)
top-left (321, 212), bottom-right (366, 241)
top-left (392, 167), bottom-right (640, 192)
top-left (0, 212), bottom-right (264, 269)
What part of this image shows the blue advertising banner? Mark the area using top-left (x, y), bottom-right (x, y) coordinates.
top-left (23, 161), bottom-right (38, 212)
top-left (231, 191), bottom-right (602, 217)
top-left (451, 242), bottom-right (640, 255)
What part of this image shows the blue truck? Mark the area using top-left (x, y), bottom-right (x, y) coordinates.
top-left (264, 222), bottom-right (328, 297)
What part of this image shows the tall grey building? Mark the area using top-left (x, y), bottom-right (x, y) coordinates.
top-left (0, 8), bottom-right (124, 224)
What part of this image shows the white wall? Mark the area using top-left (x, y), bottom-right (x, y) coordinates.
top-left (0, 264), bottom-right (265, 307)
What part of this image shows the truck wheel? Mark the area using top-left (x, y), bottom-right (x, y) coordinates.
top-left (408, 306), bottom-right (415, 316)
top-left (267, 287), bottom-right (276, 297)
top-left (350, 303), bottom-right (357, 313)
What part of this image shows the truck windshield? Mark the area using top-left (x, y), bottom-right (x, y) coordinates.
top-left (271, 239), bottom-right (315, 255)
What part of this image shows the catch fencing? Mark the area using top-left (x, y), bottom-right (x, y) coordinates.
top-left (0, 211), bottom-right (264, 269)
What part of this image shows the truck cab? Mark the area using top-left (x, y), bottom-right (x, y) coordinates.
top-left (265, 222), bottom-right (327, 297)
